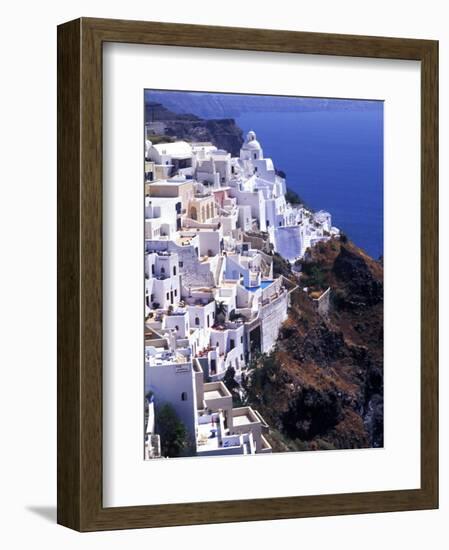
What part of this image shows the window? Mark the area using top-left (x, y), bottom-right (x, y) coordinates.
top-left (174, 289), bottom-right (177, 297)
top-left (240, 354), bottom-right (243, 361)
top-left (179, 261), bottom-right (183, 268)
top-left (207, 316), bottom-right (210, 328)
top-left (166, 292), bottom-right (169, 300)
top-left (254, 153), bottom-right (257, 159)
top-left (151, 264), bottom-right (155, 275)
top-left (161, 267), bottom-right (165, 274)
top-left (175, 325), bottom-right (179, 331)
top-left (195, 317), bottom-right (200, 326)
top-left (240, 336), bottom-right (243, 343)
top-left (173, 266), bottom-right (177, 276)
top-left (230, 339), bottom-right (235, 350)
top-left (181, 392), bottom-right (187, 401)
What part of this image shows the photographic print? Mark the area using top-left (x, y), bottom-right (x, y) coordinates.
top-left (144, 90), bottom-right (384, 460)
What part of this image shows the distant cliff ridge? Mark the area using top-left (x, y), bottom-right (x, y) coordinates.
top-left (145, 102), bottom-right (244, 156)
top-left (145, 91), bottom-right (382, 120)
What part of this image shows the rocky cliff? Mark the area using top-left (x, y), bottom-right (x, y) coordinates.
top-left (146, 91), bottom-right (382, 119)
top-left (242, 238), bottom-right (384, 451)
top-left (145, 102), bottom-right (244, 156)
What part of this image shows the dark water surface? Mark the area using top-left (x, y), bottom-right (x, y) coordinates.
top-left (236, 109), bottom-right (384, 259)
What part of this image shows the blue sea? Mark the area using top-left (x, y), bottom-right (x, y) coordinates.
top-left (236, 110), bottom-right (384, 259)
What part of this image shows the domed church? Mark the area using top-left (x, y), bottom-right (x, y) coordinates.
top-left (240, 130), bottom-right (263, 161)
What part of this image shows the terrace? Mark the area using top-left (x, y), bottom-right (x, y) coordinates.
top-left (202, 381), bottom-right (232, 412)
top-left (144, 326), bottom-right (167, 348)
top-left (194, 191), bottom-right (213, 199)
top-left (196, 412), bottom-right (256, 455)
top-left (196, 412), bottom-right (223, 451)
top-left (210, 320), bottom-right (243, 332)
top-left (231, 406), bottom-right (267, 432)
top-left (183, 294), bottom-right (214, 306)
top-left (145, 348), bottom-right (190, 367)
top-left (165, 306), bottom-right (187, 316)
top-left (244, 278), bottom-right (272, 293)
top-left (232, 407), bottom-right (260, 428)
top-left (176, 235), bottom-right (194, 246)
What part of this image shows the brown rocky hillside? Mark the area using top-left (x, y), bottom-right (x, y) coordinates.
top-left (243, 237), bottom-right (384, 452)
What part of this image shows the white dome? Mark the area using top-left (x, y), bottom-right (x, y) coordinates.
top-left (243, 140), bottom-right (261, 150)
top-left (242, 130), bottom-right (261, 150)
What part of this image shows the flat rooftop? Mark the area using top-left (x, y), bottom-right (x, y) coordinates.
top-left (177, 236), bottom-right (193, 245)
top-left (149, 179), bottom-right (191, 186)
top-left (232, 414), bottom-right (253, 427)
top-left (203, 382), bottom-right (232, 401)
top-left (204, 390), bottom-right (222, 399)
top-left (144, 327), bottom-right (164, 340)
top-left (220, 281), bottom-right (238, 288)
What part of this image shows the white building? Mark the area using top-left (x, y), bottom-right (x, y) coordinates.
top-left (145, 251), bottom-right (181, 312)
top-left (144, 128), bottom-right (338, 459)
top-left (145, 350), bottom-right (198, 444)
top-left (147, 140), bottom-right (194, 177)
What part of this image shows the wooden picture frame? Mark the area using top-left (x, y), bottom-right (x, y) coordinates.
top-left (57, 17), bottom-right (438, 531)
